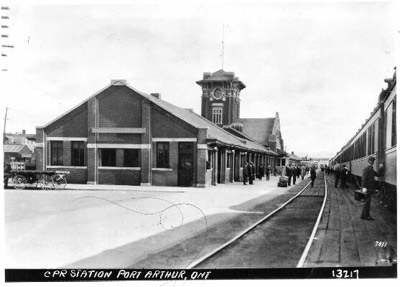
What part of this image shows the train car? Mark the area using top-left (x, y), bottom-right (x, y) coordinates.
top-left (330, 69), bottom-right (396, 209)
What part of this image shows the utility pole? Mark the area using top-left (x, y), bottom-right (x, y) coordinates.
top-left (3, 106), bottom-right (8, 144)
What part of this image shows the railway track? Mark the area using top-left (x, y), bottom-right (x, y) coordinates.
top-left (188, 174), bottom-right (328, 269)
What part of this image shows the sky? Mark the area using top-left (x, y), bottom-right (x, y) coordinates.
top-left (0, 0), bottom-right (398, 159)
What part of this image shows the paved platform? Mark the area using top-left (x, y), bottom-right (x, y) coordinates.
top-left (304, 174), bottom-right (397, 267)
top-left (4, 174), bottom-right (301, 268)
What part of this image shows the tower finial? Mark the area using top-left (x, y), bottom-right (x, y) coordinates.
top-left (221, 25), bottom-right (224, 70)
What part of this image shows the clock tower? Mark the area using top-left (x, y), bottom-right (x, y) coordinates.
top-left (196, 69), bottom-right (246, 127)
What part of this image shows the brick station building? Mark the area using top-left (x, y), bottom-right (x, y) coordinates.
top-left (35, 70), bottom-right (285, 187)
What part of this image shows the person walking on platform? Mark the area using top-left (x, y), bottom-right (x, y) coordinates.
top-left (265, 165), bottom-right (270, 181)
top-left (243, 162), bottom-right (249, 185)
top-left (248, 162), bottom-right (255, 185)
top-left (296, 166), bottom-right (301, 179)
top-left (300, 165), bottom-right (306, 180)
top-left (257, 164), bottom-right (264, 180)
top-left (286, 164), bottom-right (292, 186)
top-left (360, 156), bottom-right (384, 220)
top-left (310, 166), bottom-right (317, 187)
top-left (292, 165), bottom-right (297, 185)
top-left (340, 164), bottom-right (349, 189)
top-left (334, 162), bottom-right (341, 188)
top-left (273, 167), bottom-right (277, 176)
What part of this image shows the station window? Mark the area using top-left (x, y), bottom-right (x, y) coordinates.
top-left (212, 107), bottom-right (223, 124)
top-left (101, 149), bottom-right (116, 167)
top-left (71, 141), bottom-right (85, 166)
top-left (50, 141), bottom-right (63, 166)
top-left (124, 149), bottom-right (140, 167)
top-left (156, 142), bottom-right (169, 168)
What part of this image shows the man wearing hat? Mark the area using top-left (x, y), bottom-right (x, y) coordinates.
top-left (361, 155), bottom-right (384, 220)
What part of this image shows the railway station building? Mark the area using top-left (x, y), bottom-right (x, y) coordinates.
top-left (35, 70), bottom-right (285, 187)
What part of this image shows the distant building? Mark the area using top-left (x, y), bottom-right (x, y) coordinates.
top-left (3, 144), bottom-right (34, 169)
top-left (288, 151), bottom-right (302, 165)
top-left (3, 130), bottom-right (36, 169)
top-left (4, 130), bottom-right (36, 152)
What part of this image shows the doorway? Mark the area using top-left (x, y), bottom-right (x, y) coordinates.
top-left (178, 142), bottom-right (194, 186)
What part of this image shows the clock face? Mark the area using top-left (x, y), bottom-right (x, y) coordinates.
top-left (213, 88), bottom-right (223, 100)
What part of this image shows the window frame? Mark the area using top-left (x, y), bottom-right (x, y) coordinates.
top-left (100, 149), bottom-right (116, 167)
top-left (212, 106), bottom-right (223, 124)
top-left (123, 149), bottom-right (140, 167)
top-left (50, 141), bottom-right (63, 166)
top-left (71, 141), bottom-right (85, 166)
top-left (156, 142), bottom-right (170, 168)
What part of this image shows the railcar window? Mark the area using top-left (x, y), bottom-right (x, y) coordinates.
top-left (385, 104), bottom-right (393, 149)
top-left (367, 124), bottom-right (375, 155)
top-left (392, 97), bottom-right (396, 146)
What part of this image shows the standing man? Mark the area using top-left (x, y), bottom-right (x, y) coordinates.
top-left (265, 165), bottom-right (270, 181)
top-left (340, 164), bottom-right (349, 189)
top-left (334, 162), bottom-right (341, 188)
top-left (310, 165), bottom-right (317, 187)
top-left (257, 163), bottom-right (264, 180)
top-left (300, 165), bottom-right (306, 180)
top-left (243, 162), bottom-right (249, 185)
top-left (248, 162), bottom-right (254, 185)
top-left (286, 164), bottom-right (292, 186)
top-left (361, 156), bottom-right (384, 220)
top-left (292, 164), bottom-right (297, 185)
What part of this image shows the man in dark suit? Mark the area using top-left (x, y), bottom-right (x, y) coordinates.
top-left (286, 164), bottom-right (292, 186)
top-left (248, 162), bottom-right (255, 185)
top-left (310, 165), bottom-right (317, 187)
top-left (243, 162), bottom-right (249, 185)
top-left (361, 156), bottom-right (384, 220)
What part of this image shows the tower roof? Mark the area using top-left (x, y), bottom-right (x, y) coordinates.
top-left (196, 69), bottom-right (246, 89)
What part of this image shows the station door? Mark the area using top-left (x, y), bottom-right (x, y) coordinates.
top-left (178, 142), bottom-right (194, 186)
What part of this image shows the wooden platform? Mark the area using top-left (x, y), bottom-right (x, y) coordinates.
top-left (304, 174), bottom-right (397, 267)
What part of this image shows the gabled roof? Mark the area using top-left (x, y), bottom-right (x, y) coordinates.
top-left (145, 93), bottom-right (269, 152)
top-left (3, 144), bottom-right (32, 154)
top-left (223, 126), bottom-right (277, 156)
top-left (39, 81), bottom-right (269, 153)
top-left (237, 118), bottom-right (275, 146)
top-left (289, 152), bottom-right (302, 161)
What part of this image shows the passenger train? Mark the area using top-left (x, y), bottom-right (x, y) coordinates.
top-left (330, 68), bottom-right (396, 210)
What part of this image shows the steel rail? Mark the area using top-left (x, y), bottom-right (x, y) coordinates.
top-left (187, 179), bottom-right (312, 269)
top-left (296, 174), bottom-right (328, 267)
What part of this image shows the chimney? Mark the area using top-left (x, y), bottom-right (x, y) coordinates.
top-left (150, 93), bottom-right (161, 99)
top-left (22, 129), bottom-right (26, 135)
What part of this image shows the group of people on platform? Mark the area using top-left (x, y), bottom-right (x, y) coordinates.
top-left (284, 164), bottom-right (317, 187)
top-left (329, 163), bottom-right (350, 189)
top-left (328, 157), bottom-right (384, 220)
top-left (243, 162), bottom-right (277, 185)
